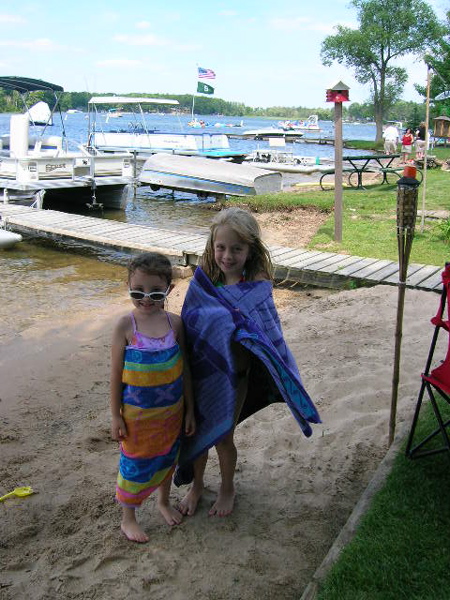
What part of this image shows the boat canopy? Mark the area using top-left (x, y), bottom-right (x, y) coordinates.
top-left (0, 77), bottom-right (64, 93)
top-left (88, 96), bottom-right (179, 106)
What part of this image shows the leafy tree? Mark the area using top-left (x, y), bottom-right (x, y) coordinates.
top-left (347, 101), bottom-right (375, 121)
top-left (321, 0), bottom-right (443, 141)
top-left (415, 11), bottom-right (450, 120)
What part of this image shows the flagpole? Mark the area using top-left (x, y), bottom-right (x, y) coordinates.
top-left (191, 64), bottom-right (198, 121)
top-left (420, 64), bottom-right (431, 233)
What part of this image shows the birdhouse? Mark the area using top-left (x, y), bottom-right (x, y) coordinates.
top-left (433, 116), bottom-right (450, 138)
top-left (326, 81), bottom-right (350, 103)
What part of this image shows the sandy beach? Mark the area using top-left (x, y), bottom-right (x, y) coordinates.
top-left (0, 213), bottom-right (443, 599)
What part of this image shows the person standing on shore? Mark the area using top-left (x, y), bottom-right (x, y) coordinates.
top-left (415, 122), bottom-right (427, 160)
top-left (110, 252), bottom-right (195, 543)
top-left (401, 128), bottom-right (415, 163)
top-left (382, 123), bottom-right (400, 155)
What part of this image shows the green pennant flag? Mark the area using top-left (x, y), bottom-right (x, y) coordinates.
top-left (197, 82), bottom-right (214, 95)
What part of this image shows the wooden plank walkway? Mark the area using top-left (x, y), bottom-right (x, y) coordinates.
top-left (0, 204), bottom-right (443, 292)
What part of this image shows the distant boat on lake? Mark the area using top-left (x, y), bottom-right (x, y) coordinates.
top-left (278, 115), bottom-right (321, 132)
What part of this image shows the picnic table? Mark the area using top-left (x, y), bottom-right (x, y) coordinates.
top-left (342, 153), bottom-right (400, 189)
top-left (319, 153), bottom-right (423, 190)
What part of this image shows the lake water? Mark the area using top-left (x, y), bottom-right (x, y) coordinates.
top-left (0, 112), bottom-right (376, 336)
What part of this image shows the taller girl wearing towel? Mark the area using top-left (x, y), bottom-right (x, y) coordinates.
top-left (177, 208), bottom-right (320, 518)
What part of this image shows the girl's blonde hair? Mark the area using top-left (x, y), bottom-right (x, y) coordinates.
top-left (127, 252), bottom-right (173, 286)
top-left (201, 207), bottom-right (273, 284)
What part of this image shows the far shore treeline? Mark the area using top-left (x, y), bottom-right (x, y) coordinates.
top-left (0, 88), bottom-right (431, 125)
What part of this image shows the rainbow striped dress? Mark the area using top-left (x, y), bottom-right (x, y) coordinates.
top-left (116, 313), bottom-right (184, 507)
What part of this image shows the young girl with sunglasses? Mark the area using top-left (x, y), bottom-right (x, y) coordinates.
top-left (177, 208), bottom-right (320, 518)
top-left (110, 252), bottom-right (195, 542)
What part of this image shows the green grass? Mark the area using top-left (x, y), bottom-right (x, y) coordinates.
top-left (232, 142), bottom-right (450, 598)
top-left (228, 147), bottom-right (450, 267)
top-left (316, 399), bottom-right (450, 600)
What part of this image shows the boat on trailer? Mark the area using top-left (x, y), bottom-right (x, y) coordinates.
top-left (139, 153), bottom-right (282, 200)
top-left (87, 96), bottom-right (247, 164)
top-left (0, 77), bottom-right (134, 210)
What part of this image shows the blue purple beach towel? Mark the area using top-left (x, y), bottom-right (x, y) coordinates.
top-left (175, 266), bottom-right (320, 484)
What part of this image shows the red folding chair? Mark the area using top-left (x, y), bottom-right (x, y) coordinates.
top-left (406, 263), bottom-right (450, 459)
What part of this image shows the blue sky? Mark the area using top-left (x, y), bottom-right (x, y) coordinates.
top-left (0, 0), bottom-right (446, 109)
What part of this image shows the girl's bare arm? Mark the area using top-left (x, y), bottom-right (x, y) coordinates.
top-left (110, 316), bottom-right (129, 440)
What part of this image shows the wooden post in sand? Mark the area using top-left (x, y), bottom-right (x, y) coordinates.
top-left (389, 168), bottom-right (420, 446)
top-left (326, 82), bottom-right (350, 242)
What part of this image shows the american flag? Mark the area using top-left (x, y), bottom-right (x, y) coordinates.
top-left (198, 67), bottom-right (216, 79)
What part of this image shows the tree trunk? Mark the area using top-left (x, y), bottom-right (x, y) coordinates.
top-left (374, 104), bottom-right (384, 142)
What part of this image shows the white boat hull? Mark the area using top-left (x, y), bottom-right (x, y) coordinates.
top-left (0, 229), bottom-right (22, 249)
top-left (139, 154), bottom-right (282, 198)
top-left (278, 115), bottom-right (321, 131)
top-left (241, 128), bottom-right (304, 140)
top-left (1, 115), bottom-right (133, 209)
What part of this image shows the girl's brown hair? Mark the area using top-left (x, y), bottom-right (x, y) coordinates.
top-left (127, 252), bottom-right (173, 286)
top-left (201, 207), bottom-right (273, 284)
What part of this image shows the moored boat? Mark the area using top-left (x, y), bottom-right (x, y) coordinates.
top-left (278, 115), bottom-right (321, 132)
top-left (240, 127), bottom-right (304, 141)
top-left (87, 97), bottom-right (246, 163)
top-left (0, 77), bottom-right (134, 210)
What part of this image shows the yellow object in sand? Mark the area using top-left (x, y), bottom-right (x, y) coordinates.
top-left (0, 486), bottom-right (34, 502)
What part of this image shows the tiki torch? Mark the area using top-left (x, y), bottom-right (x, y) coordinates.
top-left (389, 165), bottom-right (420, 446)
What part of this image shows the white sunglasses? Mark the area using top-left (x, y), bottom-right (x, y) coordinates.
top-left (128, 287), bottom-right (170, 302)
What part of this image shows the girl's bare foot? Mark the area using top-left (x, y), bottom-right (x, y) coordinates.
top-left (121, 519), bottom-right (149, 543)
top-left (158, 502), bottom-right (183, 526)
top-left (178, 485), bottom-right (203, 516)
top-left (208, 487), bottom-right (235, 517)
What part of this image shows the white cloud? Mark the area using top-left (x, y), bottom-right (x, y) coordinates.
top-left (136, 21), bottom-right (151, 29)
top-left (101, 12), bottom-right (121, 24)
top-left (219, 10), bottom-right (237, 17)
top-left (269, 17), bottom-right (311, 31)
top-left (96, 58), bottom-right (143, 68)
top-left (175, 43), bottom-right (202, 52)
top-left (268, 16), bottom-right (356, 34)
top-left (0, 13), bottom-right (24, 23)
top-left (0, 38), bottom-right (55, 49)
top-left (113, 33), bottom-right (167, 46)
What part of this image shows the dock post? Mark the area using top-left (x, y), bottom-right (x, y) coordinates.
top-left (132, 150), bottom-right (138, 207)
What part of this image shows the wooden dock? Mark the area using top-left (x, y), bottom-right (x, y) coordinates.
top-left (0, 204), bottom-right (443, 292)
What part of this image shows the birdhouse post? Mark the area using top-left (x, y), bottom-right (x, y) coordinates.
top-left (326, 82), bottom-right (350, 242)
